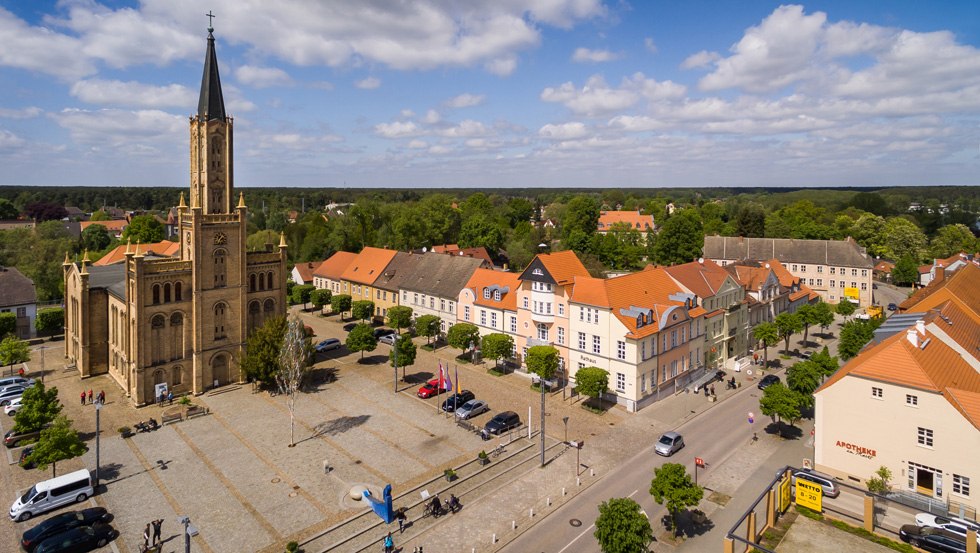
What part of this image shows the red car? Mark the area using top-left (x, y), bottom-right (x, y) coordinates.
top-left (417, 378), bottom-right (451, 399)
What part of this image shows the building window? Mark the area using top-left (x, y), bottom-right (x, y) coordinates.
top-left (616, 340), bottom-right (626, 360)
top-left (917, 427), bottom-right (934, 447)
top-left (592, 335), bottom-right (601, 354)
top-left (464, 306), bottom-right (470, 321)
top-left (791, 265), bottom-right (797, 271)
top-left (414, 292), bottom-right (419, 304)
top-left (872, 387), bottom-right (883, 399)
top-left (490, 312), bottom-right (498, 327)
top-left (861, 269), bottom-right (868, 277)
top-left (557, 327), bottom-right (565, 345)
top-left (830, 267), bottom-right (836, 274)
top-left (558, 303), bottom-right (564, 316)
top-left (523, 297), bottom-right (529, 309)
top-left (537, 323), bottom-right (548, 341)
top-left (578, 332), bottom-right (586, 350)
top-left (640, 372), bottom-right (646, 392)
top-left (851, 269), bottom-right (858, 276)
top-left (480, 310), bottom-right (487, 326)
top-left (640, 341), bottom-right (646, 360)
top-left (952, 474), bottom-right (971, 497)
top-left (816, 279), bottom-right (822, 286)
top-left (817, 266), bottom-right (823, 273)
top-left (861, 283), bottom-right (867, 290)
top-left (800, 265), bottom-right (807, 272)
top-left (906, 394), bottom-right (918, 406)
top-left (494, 290), bottom-right (501, 301)
top-left (510, 316), bottom-right (517, 333)
top-left (483, 289), bottom-right (491, 299)
top-left (615, 372), bottom-right (625, 392)
top-left (152, 284), bottom-right (160, 304)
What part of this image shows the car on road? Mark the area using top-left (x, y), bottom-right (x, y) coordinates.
top-left (0, 386), bottom-right (27, 406)
top-left (314, 338), bottom-right (342, 353)
top-left (757, 374), bottom-right (781, 390)
top-left (33, 523), bottom-right (118, 553)
top-left (417, 379), bottom-right (451, 399)
top-left (441, 390), bottom-right (475, 412)
top-left (916, 513), bottom-right (980, 540)
top-left (655, 431), bottom-right (685, 457)
top-left (373, 328), bottom-right (396, 339)
top-left (5, 396), bottom-right (24, 416)
top-left (21, 508), bottom-right (112, 552)
top-left (888, 302), bottom-right (899, 311)
top-left (0, 376), bottom-right (34, 388)
top-left (378, 333), bottom-right (400, 346)
top-left (484, 411), bottom-right (521, 435)
top-left (455, 399), bottom-right (489, 420)
top-left (0, 380), bottom-right (33, 395)
top-left (19, 446), bottom-right (36, 469)
top-left (899, 524), bottom-right (970, 553)
top-left (790, 469), bottom-right (840, 498)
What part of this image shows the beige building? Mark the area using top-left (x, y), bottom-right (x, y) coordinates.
top-left (63, 28), bottom-right (287, 405)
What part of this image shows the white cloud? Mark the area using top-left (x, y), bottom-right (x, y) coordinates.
top-left (445, 93), bottom-right (485, 108)
top-left (571, 47), bottom-right (619, 63)
top-left (428, 145), bottom-right (452, 154)
top-left (644, 37), bottom-right (657, 54)
top-left (0, 107), bottom-right (42, 119)
top-left (374, 121), bottom-right (418, 138)
top-left (70, 79), bottom-right (194, 108)
top-left (0, 7), bottom-right (93, 80)
top-left (355, 77), bottom-right (381, 89)
top-left (439, 120), bottom-right (489, 138)
top-left (51, 108), bottom-right (185, 146)
top-left (681, 50), bottom-right (720, 69)
top-left (541, 73), bottom-right (684, 115)
top-left (235, 65), bottom-right (293, 88)
top-left (406, 139), bottom-right (428, 149)
top-left (539, 122), bottom-right (589, 139)
top-left (423, 110), bottom-right (441, 124)
top-left (485, 56), bottom-right (517, 76)
top-left (0, 129), bottom-right (25, 148)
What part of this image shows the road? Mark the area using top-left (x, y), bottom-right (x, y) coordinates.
top-left (502, 380), bottom-right (777, 553)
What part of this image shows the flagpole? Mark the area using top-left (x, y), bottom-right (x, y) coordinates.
top-left (436, 361), bottom-right (442, 414)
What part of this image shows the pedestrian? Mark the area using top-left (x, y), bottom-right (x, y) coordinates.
top-left (142, 523), bottom-right (150, 549)
top-left (80, 391), bottom-right (86, 406)
top-left (383, 532), bottom-right (393, 553)
top-left (98, 390), bottom-right (105, 404)
top-left (88, 389), bottom-right (93, 404)
top-left (710, 384), bottom-right (715, 397)
top-left (151, 518), bottom-right (163, 545)
top-left (397, 508), bottom-right (406, 533)
top-left (168, 391), bottom-right (174, 405)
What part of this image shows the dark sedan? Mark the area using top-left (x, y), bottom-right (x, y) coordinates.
top-left (22, 508), bottom-right (112, 552)
top-left (441, 390), bottom-right (475, 412)
top-left (898, 524), bottom-right (970, 553)
top-left (484, 411), bottom-right (521, 436)
top-left (33, 523), bottom-right (117, 553)
top-left (757, 374), bottom-right (780, 390)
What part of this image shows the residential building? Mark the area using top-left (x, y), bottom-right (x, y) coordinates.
top-left (767, 259), bottom-right (821, 312)
top-left (290, 261), bottom-right (318, 286)
top-left (79, 219), bottom-right (129, 239)
top-left (93, 240), bottom-right (179, 266)
top-left (900, 263), bottom-right (980, 317)
top-left (0, 220), bottom-right (35, 231)
top-left (596, 210), bottom-right (654, 235)
top-left (430, 244), bottom-right (495, 267)
top-left (338, 247), bottom-right (399, 319)
top-left (918, 252), bottom-right (978, 287)
top-left (458, 268), bottom-right (521, 338)
top-left (62, 27), bottom-right (288, 405)
top-left (723, 261), bottom-right (788, 327)
top-left (395, 253), bottom-right (486, 333)
top-left (873, 259), bottom-right (895, 282)
top-left (704, 235), bottom-right (874, 306)
top-left (0, 266), bottom-right (37, 339)
top-left (312, 251), bottom-right (357, 294)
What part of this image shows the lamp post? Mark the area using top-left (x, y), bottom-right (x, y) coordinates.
top-left (392, 337), bottom-right (398, 394)
top-left (562, 416), bottom-right (569, 444)
top-left (94, 400), bottom-right (101, 489)
top-left (176, 516), bottom-right (192, 553)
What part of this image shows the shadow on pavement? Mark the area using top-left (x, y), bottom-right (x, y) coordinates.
top-left (311, 415), bottom-right (371, 438)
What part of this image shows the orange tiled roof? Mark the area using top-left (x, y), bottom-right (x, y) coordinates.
top-left (873, 260), bottom-right (894, 272)
top-left (293, 262), bottom-right (318, 282)
top-left (597, 210), bottom-right (654, 232)
top-left (765, 259), bottom-right (799, 288)
top-left (571, 266), bottom-right (691, 339)
top-left (314, 251), bottom-right (357, 279)
top-left (534, 250), bottom-right (590, 286)
top-left (93, 240), bottom-right (179, 266)
top-left (464, 268), bottom-right (521, 311)
top-left (80, 220), bottom-right (129, 232)
top-left (901, 262), bottom-right (980, 318)
top-left (431, 244), bottom-right (494, 266)
top-left (664, 258), bottom-right (733, 298)
top-left (340, 247), bottom-right (398, 285)
top-left (724, 264), bottom-right (771, 292)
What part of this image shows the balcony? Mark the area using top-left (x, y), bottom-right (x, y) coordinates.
top-left (527, 337), bottom-right (552, 348)
top-left (530, 311), bottom-right (554, 324)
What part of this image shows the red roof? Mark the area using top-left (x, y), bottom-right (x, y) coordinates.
top-left (314, 251), bottom-right (358, 280)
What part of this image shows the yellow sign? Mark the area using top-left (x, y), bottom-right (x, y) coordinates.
top-left (779, 476), bottom-right (791, 512)
top-left (795, 479), bottom-right (823, 512)
top-left (844, 287), bottom-right (859, 300)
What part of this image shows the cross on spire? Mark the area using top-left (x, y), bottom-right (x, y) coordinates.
top-left (205, 10), bottom-right (215, 31)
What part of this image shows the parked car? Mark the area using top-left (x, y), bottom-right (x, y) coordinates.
top-left (342, 322), bottom-right (359, 332)
top-left (5, 396), bottom-right (24, 416)
top-left (800, 351), bottom-right (813, 360)
top-left (417, 379), bottom-right (451, 399)
top-left (916, 513), bottom-right (980, 540)
top-left (0, 380), bottom-right (33, 395)
top-left (0, 386), bottom-right (27, 406)
top-left (455, 399), bottom-right (489, 420)
top-left (379, 333), bottom-right (399, 346)
top-left (484, 411), bottom-right (521, 435)
top-left (0, 376), bottom-right (34, 389)
top-left (791, 469), bottom-right (840, 498)
top-left (33, 524), bottom-right (118, 553)
top-left (373, 328), bottom-right (396, 339)
top-left (899, 524), bottom-right (971, 553)
top-left (757, 374), bottom-right (780, 390)
top-left (888, 302), bottom-right (899, 311)
top-left (19, 446), bottom-right (35, 469)
top-left (21, 508), bottom-right (112, 552)
top-left (441, 390), bottom-right (475, 412)
top-left (314, 338), bottom-right (342, 353)
top-left (4, 426), bottom-right (45, 448)
top-left (655, 431), bottom-right (685, 457)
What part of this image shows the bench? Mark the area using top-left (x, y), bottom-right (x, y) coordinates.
top-left (185, 405), bottom-right (209, 419)
top-left (161, 411), bottom-right (182, 425)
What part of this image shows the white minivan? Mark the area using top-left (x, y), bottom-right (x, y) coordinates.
top-left (10, 469), bottom-right (93, 522)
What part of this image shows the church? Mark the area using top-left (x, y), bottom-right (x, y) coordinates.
top-left (63, 26), bottom-right (287, 406)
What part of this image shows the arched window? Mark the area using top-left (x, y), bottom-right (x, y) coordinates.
top-left (152, 284), bottom-right (160, 304)
top-left (264, 298), bottom-right (275, 314)
top-left (214, 303), bottom-right (227, 339)
top-left (213, 249), bottom-right (227, 287)
top-left (164, 283), bottom-right (171, 303)
top-left (151, 315), bottom-right (165, 329)
top-left (170, 312), bottom-right (183, 361)
top-left (172, 366), bottom-right (183, 385)
top-left (151, 314), bottom-right (166, 364)
top-left (248, 301), bottom-right (261, 334)
top-left (170, 312), bottom-right (183, 326)
top-left (267, 271), bottom-right (275, 289)
top-left (258, 273), bottom-right (265, 291)
top-left (249, 273), bottom-right (256, 292)
top-left (175, 282), bottom-right (182, 301)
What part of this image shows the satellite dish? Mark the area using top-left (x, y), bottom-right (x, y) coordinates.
top-left (764, 263), bottom-right (770, 269)
top-left (698, 257), bottom-right (704, 264)
top-left (538, 243), bottom-right (548, 249)
top-left (422, 247), bottom-right (427, 253)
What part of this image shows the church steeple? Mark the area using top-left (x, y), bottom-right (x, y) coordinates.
top-left (198, 24), bottom-right (226, 122)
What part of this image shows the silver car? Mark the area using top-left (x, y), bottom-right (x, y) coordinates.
top-left (0, 387), bottom-right (26, 406)
top-left (915, 512), bottom-right (980, 539)
top-left (655, 431), bottom-right (684, 456)
top-left (455, 399), bottom-right (489, 420)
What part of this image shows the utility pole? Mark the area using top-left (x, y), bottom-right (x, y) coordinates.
top-left (540, 378), bottom-right (546, 467)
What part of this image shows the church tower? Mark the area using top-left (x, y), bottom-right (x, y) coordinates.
top-left (189, 25), bottom-right (233, 215)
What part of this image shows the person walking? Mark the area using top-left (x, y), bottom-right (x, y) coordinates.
top-left (80, 391), bottom-right (86, 406)
top-left (142, 523), bottom-right (150, 549)
top-left (396, 508), bottom-right (405, 533)
top-left (168, 391), bottom-right (174, 405)
top-left (151, 518), bottom-right (163, 545)
top-left (87, 389), bottom-right (93, 404)
top-left (383, 532), bottom-right (394, 553)
top-left (98, 390), bottom-right (105, 404)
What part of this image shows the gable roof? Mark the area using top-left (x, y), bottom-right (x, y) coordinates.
top-left (80, 220), bottom-right (129, 233)
top-left (900, 262), bottom-right (980, 318)
top-left (430, 244), bottom-right (494, 266)
top-left (313, 251), bottom-right (358, 280)
top-left (292, 262), bottom-right (319, 283)
top-left (663, 258), bottom-right (735, 298)
top-left (387, 252), bottom-right (486, 298)
top-left (703, 235), bottom-right (873, 268)
top-left (597, 210), bottom-right (654, 231)
top-left (340, 247), bottom-right (399, 286)
top-left (723, 262), bottom-right (775, 293)
top-left (464, 268), bottom-right (521, 311)
top-left (520, 250), bottom-right (590, 286)
top-left (571, 266), bottom-right (692, 339)
top-left (0, 266), bottom-right (36, 307)
top-left (93, 240), bottom-right (179, 266)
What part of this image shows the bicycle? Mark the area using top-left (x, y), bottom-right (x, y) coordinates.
top-left (490, 444), bottom-right (505, 458)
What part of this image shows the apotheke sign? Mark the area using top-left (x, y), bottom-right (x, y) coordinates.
top-left (836, 440), bottom-right (876, 459)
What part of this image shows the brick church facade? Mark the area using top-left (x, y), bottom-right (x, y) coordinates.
top-left (63, 27), bottom-right (287, 406)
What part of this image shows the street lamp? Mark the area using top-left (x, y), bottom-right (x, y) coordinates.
top-left (94, 401), bottom-right (101, 490)
top-left (562, 416), bottom-right (569, 444)
top-left (176, 516), bottom-right (197, 553)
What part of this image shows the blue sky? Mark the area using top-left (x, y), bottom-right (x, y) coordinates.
top-left (1, 1), bottom-right (978, 189)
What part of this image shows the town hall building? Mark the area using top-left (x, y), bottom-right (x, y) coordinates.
top-left (63, 27), bottom-right (287, 405)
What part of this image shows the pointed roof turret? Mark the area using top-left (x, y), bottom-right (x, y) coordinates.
top-left (198, 24), bottom-right (226, 122)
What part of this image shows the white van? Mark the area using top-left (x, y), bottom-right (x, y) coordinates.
top-left (9, 469), bottom-right (93, 522)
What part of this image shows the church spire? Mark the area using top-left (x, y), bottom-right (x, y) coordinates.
top-left (198, 19), bottom-right (226, 122)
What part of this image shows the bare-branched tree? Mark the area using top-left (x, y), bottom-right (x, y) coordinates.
top-left (277, 316), bottom-right (312, 447)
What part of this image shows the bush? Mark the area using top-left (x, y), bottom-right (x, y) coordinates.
top-left (286, 541), bottom-right (299, 553)
top-left (35, 308), bottom-right (65, 335)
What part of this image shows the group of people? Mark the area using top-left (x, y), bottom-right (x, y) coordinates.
top-left (80, 389), bottom-right (105, 405)
top-left (140, 519), bottom-right (164, 551)
top-left (157, 390), bottom-right (175, 405)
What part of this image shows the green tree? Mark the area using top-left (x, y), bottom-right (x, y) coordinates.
top-left (650, 209), bottom-right (703, 265)
top-left (891, 255), bottom-right (919, 286)
top-left (481, 333), bottom-right (514, 369)
top-left (0, 336), bottom-right (31, 376)
top-left (649, 463), bottom-right (704, 533)
top-left (810, 302), bottom-right (835, 336)
top-left (13, 382), bottom-right (62, 433)
top-left (795, 304), bottom-right (818, 346)
top-left (24, 415), bottom-right (87, 477)
top-left (866, 466), bottom-right (893, 494)
top-left (120, 214), bottom-right (165, 244)
top-left (506, 198), bottom-right (535, 228)
top-left (35, 308), bottom-right (65, 335)
top-left (574, 366), bottom-right (609, 407)
top-left (561, 196), bottom-right (600, 243)
top-left (775, 312), bottom-right (803, 355)
top-left (594, 497), bottom-right (654, 553)
top-left (386, 305), bottom-right (413, 333)
top-left (525, 345), bottom-right (559, 382)
top-left (0, 197), bottom-right (19, 219)
top-left (834, 299), bottom-right (857, 319)
top-left (851, 214), bottom-right (888, 257)
top-left (759, 382), bottom-right (802, 434)
top-left (734, 204), bottom-right (766, 237)
top-left (786, 361), bottom-right (821, 407)
top-left (345, 323), bottom-right (377, 360)
top-left (414, 314), bottom-right (441, 345)
top-left (753, 322), bottom-right (778, 368)
top-left (290, 284), bottom-right (315, 310)
top-left (0, 312), bottom-right (17, 338)
top-left (811, 346), bottom-right (840, 379)
top-left (330, 294), bottom-right (352, 319)
top-left (351, 300), bottom-right (375, 322)
top-left (930, 224), bottom-right (977, 259)
top-left (458, 215), bottom-right (505, 255)
top-left (246, 229), bottom-right (280, 251)
top-left (838, 319), bottom-right (880, 360)
top-left (310, 288), bottom-right (332, 314)
top-left (446, 322), bottom-right (481, 352)
top-left (89, 209), bottom-right (110, 221)
top-left (883, 217), bottom-right (927, 261)
top-left (390, 334), bottom-right (417, 378)
top-left (80, 224), bottom-right (112, 252)
top-left (238, 316), bottom-right (287, 386)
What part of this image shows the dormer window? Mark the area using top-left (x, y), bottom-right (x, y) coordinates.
top-left (483, 289), bottom-right (491, 299)
top-left (494, 290), bottom-right (501, 301)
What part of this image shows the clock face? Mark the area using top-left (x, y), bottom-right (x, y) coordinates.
top-left (214, 232), bottom-right (227, 245)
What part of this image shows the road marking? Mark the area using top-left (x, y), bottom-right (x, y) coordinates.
top-left (557, 522), bottom-right (596, 553)
top-left (628, 489), bottom-right (638, 498)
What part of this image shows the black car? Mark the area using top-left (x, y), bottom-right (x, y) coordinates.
top-left (888, 302), bottom-right (899, 311)
top-left (441, 390), bottom-right (476, 413)
top-left (373, 328), bottom-right (396, 339)
top-left (34, 524), bottom-right (117, 553)
top-left (19, 446), bottom-right (35, 469)
top-left (484, 411), bottom-right (521, 435)
top-left (757, 374), bottom-right (780, 390)
top-left (22, 508), bottom-right (112, 552)
top-left (342, 322), bottom-right (359, 332)
top-left (899, 524), bottom-right (971, 553)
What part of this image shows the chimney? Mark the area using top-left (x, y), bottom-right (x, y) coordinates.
top-left (935, 265), bottom-right (945, 283)
top-left (906, 328), bottom-right (919, 348)
top-left (916, 319), bottom-right (925, 335)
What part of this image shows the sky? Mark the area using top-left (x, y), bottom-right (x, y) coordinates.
top-left (1, 1), bottom-right (979, 189)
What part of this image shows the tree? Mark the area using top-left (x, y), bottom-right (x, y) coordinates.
top-left (649, 463), bottom-right (704, 533)
top-left (882, 217), bottom-right (927, 261)
top-left (277, 317), bottom-right (312, 447)
top-left (0, 312), bottom-right (16, 338)
top-left (238, 316), bottom-right (287, 387)
top-left (351, 300), bottom-right (375, 322)
top-left (13, 382), bottom-right (62, 433)
top-left (480, 333), bottom-right (514, 369)
top-left (24, 415), bottom-right (87, 477)
top-left (574, 366), bottom-right (609, 407)
top-left (120, 214), bottom-right (165, 244)
top-left (390, 334), bottom-right (417, 379)
top-left (734, 204), bottom-right (766, 238)
top-left (786, 361), bottom-right (821, 407)
top-left (414, 314), bottom-right (441, 345)
top-left (386, 306), bottom-right (413, 333)
top-left (930, 224), bottom-right (977, 259)
top-left (838, 319), bottom-right (880, 360)
top-left (759, 382), bottom-right (802, 434)
top-left (0, 197), bottom-right (19, 219)
top-left (89, 209), bottom-right (110, 222)
top-left (345, 323), bottom-right (377, 361)
top-left (834, 299), bottom-right (856, 319)
top-left (774, 312), bottom-right (802, 355)
top-left (811, 346), bottom-right (840, 379)
top-left (866, 466), bottom-right (893, 494)
top-left (35, 308), bottom-right (64, 335)
top-left (795, 304), bottom-right (819, 346)
top-left (525, 345), bottom-right (559, 381)
top-left (458, 215), bottom-right (504, 255)
top-left (0, 336), bottom-right (30, 376)
top-left (752, 322), bottom-right (778, 367)
top-left (80, 224), bottom-right (112, 252)
top-left (650, 209), bottom-right (703, 266)
top-left (446, 322), bottom-right (481, 353)
top-left (561, 196), bottom-right (600, 243)
top-left (891, 255), bottom-right (919, 286)
top-left (810, 302), bottom-right (835, 336)
top-left (291, 284), bottom-right (315, 310)
top-left (310, 288), bottom-right (332, 314)
top-left (25, 202), bottom-right (68, 222)
top-left (330, 294), bottom-right (352, 319)
top-left (594, 497), bottom-right (653, 553)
